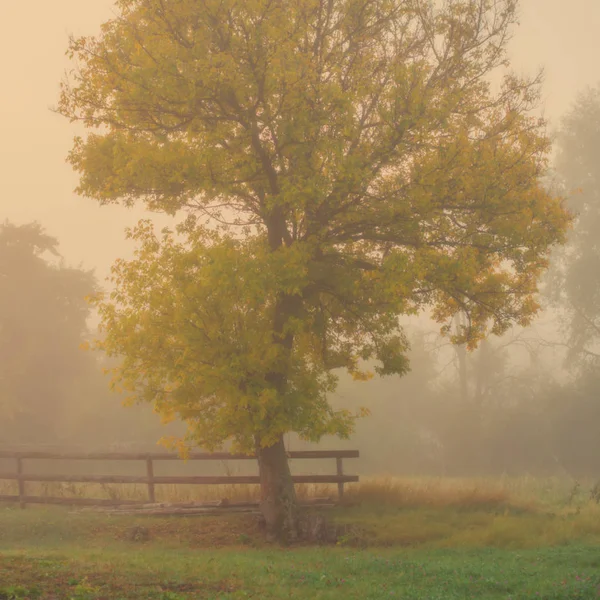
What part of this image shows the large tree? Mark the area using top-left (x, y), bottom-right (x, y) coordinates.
top-left (59, 0), bottom-right (570, 540)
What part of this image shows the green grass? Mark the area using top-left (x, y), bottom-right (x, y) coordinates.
top-left (335, 503), bottom-right (600, 549)
top-left (3, 499), bottom-right (600, 551)
top-left (2, 475), bottom-right (600, 599)
top-left (1, 502), bottom-right (600, 599)
top-left (1, 543), bottom-right (599, 599)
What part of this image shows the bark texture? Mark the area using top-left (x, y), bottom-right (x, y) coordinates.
top-left (256, 435), bottom-right (299, 543)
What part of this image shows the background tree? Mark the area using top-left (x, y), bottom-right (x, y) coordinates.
top-left (0, 220), bottom-right (178, 451)
top-left (551, 85), bottom-right (600, 369)
top-left (543, 368), bottom-right (600, 477)
top-left (527, 85), bottom-right (600, 477)
top-left (294, 325), bottom-right (441, 474)
top-left (422, 327), bottom-right (559, 475)
top-left (60, 0), bottom-right (570, 540)
top-left (0, 221), bottom-right (95, 443)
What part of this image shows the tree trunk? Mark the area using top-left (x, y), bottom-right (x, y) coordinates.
top-left (256, 435), bottom-right (299, 543)
top-left (454, 313), bottom-right (469, 404)
top-left (260, 210), bottom-right (302, 543)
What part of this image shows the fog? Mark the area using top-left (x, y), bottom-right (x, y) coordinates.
top-left (2, 0), bottom-right (600, 478)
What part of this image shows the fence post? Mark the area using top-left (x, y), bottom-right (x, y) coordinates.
top-left (146, 457), bottom-right (155, 503)
top-left (336, 457), bottom-right (344, 499)
top-left (16, 457), bottom-right (25, 509)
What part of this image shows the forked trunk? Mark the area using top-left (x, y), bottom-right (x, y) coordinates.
top-left (256, 435), bottom-right (299, 543)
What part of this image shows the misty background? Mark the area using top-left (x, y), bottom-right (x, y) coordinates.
top-left (1, 1), bottom-right (600, 478)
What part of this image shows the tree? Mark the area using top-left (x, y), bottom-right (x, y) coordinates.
top-left (0, 221), bottom-right (180, 451)
top-left (552, 85), bottom-right (600, 369)
top-left (544, 368), bottom-right (600, 477)
top-left (59, 0), bottom-right (570, 540)
top-left (0, 222), bottom-right (96, 443)
top-left (422, 327), bottom-right (559, 475)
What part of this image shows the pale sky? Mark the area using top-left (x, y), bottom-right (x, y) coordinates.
top-left (1, 0), bottom-right (599, 284)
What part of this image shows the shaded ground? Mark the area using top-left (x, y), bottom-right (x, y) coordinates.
top-left (2, 501), bottom-right (600, 550)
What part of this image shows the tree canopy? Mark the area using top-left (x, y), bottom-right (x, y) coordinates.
top-left (60, 0), bottom-right (571, 538)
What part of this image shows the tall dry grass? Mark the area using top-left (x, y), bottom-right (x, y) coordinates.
top-left (3, 475), bottom-right (600, 549)
top-left (342, 474), bottom-right (600, 510)
top-left (0, 474), bottom-right (598, 510)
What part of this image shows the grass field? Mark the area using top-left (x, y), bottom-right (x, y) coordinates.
top-left (1, 477), bottom-right (600, 599)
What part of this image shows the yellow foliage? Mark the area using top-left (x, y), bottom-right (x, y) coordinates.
top-left (351, 370), bottom-right (374, 382)
top-left (61, 0), bottom-right (571, 451)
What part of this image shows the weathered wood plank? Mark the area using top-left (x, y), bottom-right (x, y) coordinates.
top-left (0, 450), bottom-right (360, 461)
top-left (146, 458), bottom-right (155, 503)
top-left (77, 498), bottom-right (334, 512)
top-left (0, 495), bottom-right (20, 503)
top-left (0, 473), bottom-right (150, 484)
top-left (0, 495), bottom-right (141, 507)
top-left (336, 457), bottom-right (345, 499)
top-left (16, 457), bottom-right (25, 509)
top-left (0, 448), bottom-right (360, 510)
top-left (0, 495), bottom-right (337, 510)
top-left (0, 473), bottom-right (359, 485)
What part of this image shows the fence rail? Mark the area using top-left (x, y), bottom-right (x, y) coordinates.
top-left (0, 449), bottom-right (359, 508)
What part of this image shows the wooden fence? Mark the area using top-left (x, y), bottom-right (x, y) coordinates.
top-left (0, 449), bottom-right (359, 508)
